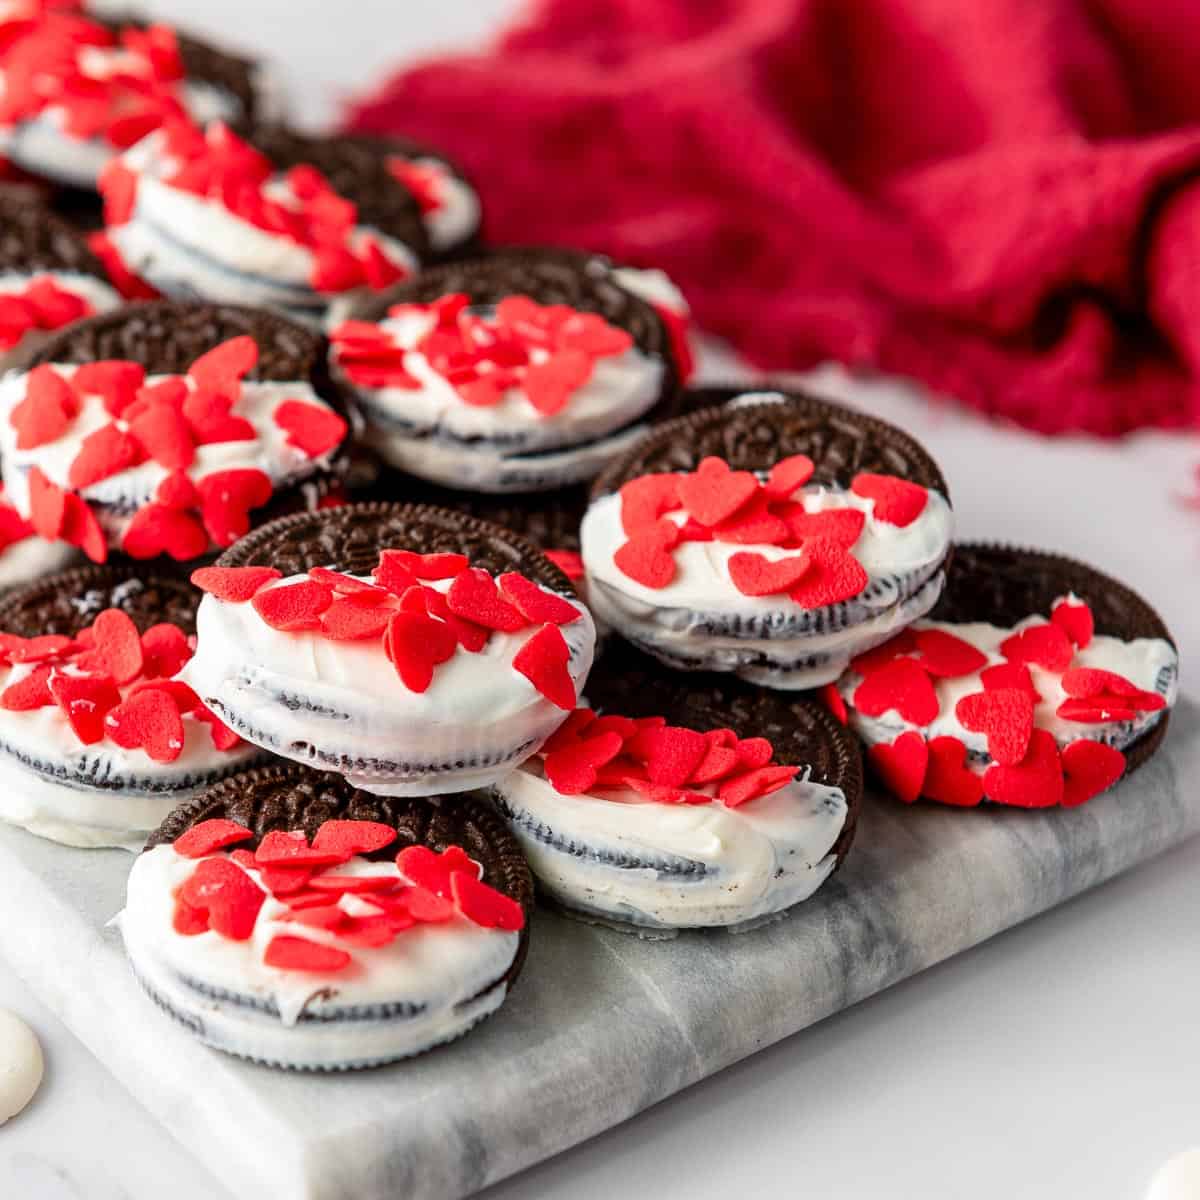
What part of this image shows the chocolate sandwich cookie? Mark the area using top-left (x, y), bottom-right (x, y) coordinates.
top-left (581, 389), bottom-right (953, 689)
top-left (331, 248), bottom-right (692, 493)
top-left (101, 119), bottom-right (428, 323)
top-left (494, 640), bottom-right (861, 934)
top-left (184, 501), bottom-right (596, 796)
top-left (0, 6), bottom-right (261, 191)
top-left (0, 563), bottom-right (260, 847)
top-left (0, 300), bottom-right (352, 565)
top-left (836, 543), bottom-right (1178, 809)
top-left (120, 762), bottom-right (532, 1070)
top-left (0, 186), bottom-right (120, 367)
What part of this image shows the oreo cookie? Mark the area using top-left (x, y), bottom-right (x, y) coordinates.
top-left (581, 388), bottom-right (953, 690)
top-left (332, 248), bottom-right (692, 493)
top-left (0, 8), bottom-right (262, 192)
top-left (836, 542), bottom-right (1179, 809)
top-left (494, 640), bottom-right (862, 934)
top-left (184, 501), bottom-right (596, 796)
top-left (120, 762), bottom-right (533, 1070)
top-left (0, 563), bottom-right (260, 848)
top-left (102, 120), bottom-right (428, 323)
top-left (0, 300), bottom-right (353, 566)
top-left (0, 185), bottom-right (120, 367)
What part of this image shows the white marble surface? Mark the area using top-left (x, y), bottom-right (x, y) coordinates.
top-left (1, 3), bottom-right (1199, 1198)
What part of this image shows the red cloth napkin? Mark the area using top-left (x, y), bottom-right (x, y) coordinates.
top-left (346, 0), bottom-right (1200, 437)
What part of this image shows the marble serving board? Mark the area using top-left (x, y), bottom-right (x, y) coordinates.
top-left (0, 699), bottom-right (1196, 1200)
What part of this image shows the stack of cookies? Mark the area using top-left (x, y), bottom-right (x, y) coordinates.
top-left (0, 2), bottom-right (1177, 1073)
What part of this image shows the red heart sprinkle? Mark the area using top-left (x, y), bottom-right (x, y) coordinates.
top-left (850, 473), bottom-right (929, 526)
top-left (544, 549), bottom-right (584, 580)
top-left (172, 898), bottom-right (209, 936)
top-left (11, 365), bottom-right (79, 449)
top-left (62, 493), bottom-right (109, 563)
top-left (446, 567), bottom-right (527, 632)
top-left (72, 361), bottom-right (146, 417)
top-left (982, 729), bottom-right (1064, 808)
top-left (156, 470), bottom-right (200, 510)
top-left (788, 537), bottom-right (869, 608)
top-left (711, 493), bottom-right (789, 545)
top-left (385, 550), bottom-right (470, 580)
top-left (923, 737), bottom-right (985, 807)
top-left (311, 820), bottom-right (397, 856)
top-left (728, 549), bottom-right (812, 596)
top-left (497, 573), bottom-right (580, 625)
top-left (384, 610), bottom-right (458, 691)
top-left (370, 553), bottom-right (417, 596)
top-left (263, 935), bottom-right (351, 973)
top-left (451, 870), bottom-right (525, 930)
top-left (819, 682), bottom-right (849, 724)
top-left (954, 687), bottom-right (1035, 766)
top-left (676, 457), bottom-right (759, 527)
top-left (512, 623), bottom-right (575, 709)
top-left (544, 731), bottom-right (624, 794)
top-left (99, 159), bottom-right (137, 225)
top-left (174, 819), bottom-right (254, 858)
top-left (980, 661), bottom-right (1041, 699)
top-left (252, 579), bottom-right (333, 632)
top-left (259, 864), bottom-right (316, 895)
top-left (27, 467), bottom-right (67, 540)
top-left (182, 387), bottom-right (257, 445)
top-left (853, 657), bottom-right (940, 724)
top-left (77, 608), bottom-right (143, 683)
top-left (999, 623), bottom-right (1074, 673)
top-left (191, 565), bottom-right (282, 603)
top-left (613, 518), bottom-right (680, 589)
top-left (188, 336), bottom-right (258, 394)
top-left (273, 399), bottom-right (347, 459)
top-left (105, 687), bottom-right (185, 762)
top-left (689, 729), bottom-right (741, 784)
top-left (407, 585), bottom-right (491, 652)
top-left (1061, 667), bottom-right (1165, 711)
top-left (196, 468), bottom-right (273, 547)
top-left (196, 708), bottom-right (241, 751)
top-left (320, 597), bottom-right (391, 640)
top-left (127, 403), bottom-right (195, 470)
top-left (1051, 597), bottom-right (1094, 650)
top-left (283, 903), bottom-right (345, 930)
top-left (780, 505), bottom-right (866, 549)
top-left (869, 732), bottom-right (928, 803)
top-left (1055, 697), bottom-right (1136, 723)
top-left (307, 874), bottom-right (398, 894)
top-left (913, 629), bottom-right (988, 677)
top-left (68, 423), bottom-right (144, 489)
top-left (718, 764), bottom-right (798, 807)
top-left (308, 567), bottom-right (382, 595)
top-left (337, 914), bottom-right (403, 949)
top-left (403, 886), bottom-right (456, 923)
top-left (626, 724), bottom-right (708, 787)
top-left (1061, 740), bottom-right (1126, 807)
top-left (618, 473), bottom-right (682, 535)
top-left (735, 737), bottom-right (774, 769)
top-left (122, 504), bottom-right (209, 561)
top-left (256, 830), bottom-right (349, 867)
top-left (48, 671), bottom-right (121, 744)
top-left (396, 845), bottom-right (474, 898)
top-left (180, 858), bottom-right (265, 941)
top-left (623, 778), bottom-right (711, 804)
top-left (0, 634), bottom-right (73, 664)
top-left (539, 707), bottom-right (596, 752)
top-left (556, 310), bottom-right (634, 357)
top-left (126, 378), bottom-right (187, 423)
top-left (522, 348), bottom-right (593, 415)
top-left (763, 454), bottom-right (815, 499)
top-left (0, 663), bottom-right (54, 711)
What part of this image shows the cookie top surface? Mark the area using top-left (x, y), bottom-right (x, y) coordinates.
top-left (0, 563), bottom-right (198, 637)
top-left (591, 390), bottom-right (950, 500)
top-left (218, 501), bottom-right (576, 590)
top-left (583, 640), bottom-right (863, 861)
top-left (0, 188), bottom-right (108, 279)
top-left (145, 761), bottom-right (534, 914)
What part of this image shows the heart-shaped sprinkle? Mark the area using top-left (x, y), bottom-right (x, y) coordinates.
top-left (676, 457), bottom-right (759, 527)
top-left (156, 470), bottom-right (200, 510)
top-left (954, 687), bottom-right (1035, 765)
top-left (273, 399), bottom-right (347, 459)
top-left (11, 365), bottom-right (78, 449)
top-left (188, 336), bottom-right (258, 395)
top-left (1061, 667), bottom-right (1165, 710)
top-left (180, 857), bottom-right (265, 941)
top-left (283, 903), bottom-right (345, 930)
top-left (717, 764), bottom-right (798, 807)
top-left (0, 664), bottom-right (53, 711)
top-left (1061, 740), bottom-right (1125, 807)
top-left (174, 819), bottom-right (254, 858)
top-left (197, 468), bottom-right (273, 546)
top-left (623, 778), bottom-right (711, 805)
top-left (512, 623), bottom-right (575, 709)
top-left (450, 871), bottom-right (525, 930)
top-left (1051, 597), bottom-right (1094, 649)
top-left (0, 634), bottom-right (74, 664)
top-left (255, 830), bottom-right (349, 867)
top-left (68, 422), bottom-right (144, 488)
top-left (850, 473), bottom-right (928, 526)
top-left (72, 361), bottom-right (146, 417)
top-left (912, 629), bottom-right (988, 677)
top-left (105, 687), bottom-right (185, 762)
top-left (122, 504), bottom-right (209, 561)
top-left (689, 729), bottom-right (742, 784)
top-left (263, 935), bottom-right (351, 973)
top-left (311, 820), bottom-right (397, 856)
top-left (182, 386), bottom-right (257, 445)
top-left (48, 671), bottom-right (121, 744)
top-left (556, 310), bottom-right (633, 357)
top-left (923, 737), bottom-right (984, 807)
top-left (408, 586), bottom-right (491, 653)
top-left (627, 724), bottom-right (708, 787)
top-left (64, 491), bottom-right (109, 562)
top-left (306, 874), bottom-right (397, 895)
top-left (544, 730), bottom-right (625, 794)
top-left (389, 550), bottom-right (470, 581)
top-left (319, 597), bottom-right (391, 640)
top-left (497, 573), bottom-right (581, 625)
top-left (788, 537), bottom-right (869, 608)
top-left (446, 567), bottom-right (527, 632)
top-left (869, 732), bottom-right (928, 803)
top-left (396, 845), bottom-right (474, 898)
top-left (780, 505), bottom-right (866, 549)
top-left (711, 494), bottom-right (790, 545)
top-left (853, 657), bottom-right (940, 724)
top-left (252, 580), bottom-right (334, 632)
top-left (619, 473), bottom-right (682, 535)
top-left (1055, 697), bottom-right (1137, 723)
top-left (307, 567), bottom-right (383, 595)
top-left (27, 467), bottom-right (67, 540)
top-left (172, 899), bottom-right (210, 936)
top-left (191, 565), bottom-right (282, 602)
top-left (851, 630), bottom-right (919, 677)
top-left (258, 864), bottom-right (316, 895)
top-left (819, 682), bottom-right (848, 724)
top-left (99, 160), bottom-right (137, 225)
top-left (728, 549), bottom-right (812, 596)
top-left (980, 661), bottom-right (1041, 699)
top-left (127, 403), bottom-right (195, 470)
top-left (540, 707), bottom-right (597, 753)
top-left (613, 518), bottom-right (680, 589)
top-left (126, 378), bottom-right (187, 424)
top-left (734, 737), bottom-right (774, 769)
top-left (384, 610), bottom-right (458, 691)
top-left (763, 454), bottom-right (815, 499)
top-left (522, 348), bottom-right (594, 415)
top-left (544, 548), bottom-right (584, 580)
top-left (76, 608), bottom-right (144, 683)
top-left (982, 729), bottom-right (1064, 808)
top-left (999, 623), bottom-right (1074, 673)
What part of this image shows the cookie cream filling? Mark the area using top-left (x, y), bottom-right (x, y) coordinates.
top-left (119, 845), bottom-right (519, 1068)
top-left (181, 574), bottom-right (596, 796)
top-left (495, 767), bottom-right (846, 930)
top-left (840, 615), bottom-right (1179, 761)
top-left (580, 484), bottom-right (953, 688)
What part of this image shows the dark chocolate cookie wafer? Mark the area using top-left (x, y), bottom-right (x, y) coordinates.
top-left (581, 390), bottom-right (954, 689)
top-left (838, 542), bottom-right (1178, 808)
top-left (124, 761), bottom-right (533, 1070)
top-left (1, 301), bottom-right (354, 566)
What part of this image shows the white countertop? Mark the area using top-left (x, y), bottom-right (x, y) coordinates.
top-left (2, 5), bottom-right (1198, 1197)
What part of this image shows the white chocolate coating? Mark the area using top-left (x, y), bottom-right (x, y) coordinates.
top-left (0, 1008), bottom-right (43, 1124)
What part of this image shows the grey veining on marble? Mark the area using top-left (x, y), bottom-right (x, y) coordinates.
top-left (0, 700), bottom-right (1195, 1200)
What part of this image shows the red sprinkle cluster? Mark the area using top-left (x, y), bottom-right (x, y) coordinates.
top-left (537, 707), bottom-right (797, 807)
top-left (614, 457), bottom-right (928, 603)
top-left (0, 6), bottom-right (187, 151)
top-left (385, 156), bottom-right (445, 215)
top-left (331, 292), bottom-right (634, 415)
top-left (101, 120), bottom-right (412, 295)
top-left (0, 605), bottom-right (238, 758)
top-left (0, 276), bottom-right (94, 351)
top-left (192, 551), bottom-right (584, 708)
top-left (852, 597), bottom-right (1166, 808)
top-left (10, 336), bottom-right (347, 562)
top-left (170, 818), bottom-right (524, 975)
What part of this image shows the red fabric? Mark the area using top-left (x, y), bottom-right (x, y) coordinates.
top-left (345, 0), bottom-right (1200, 437)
